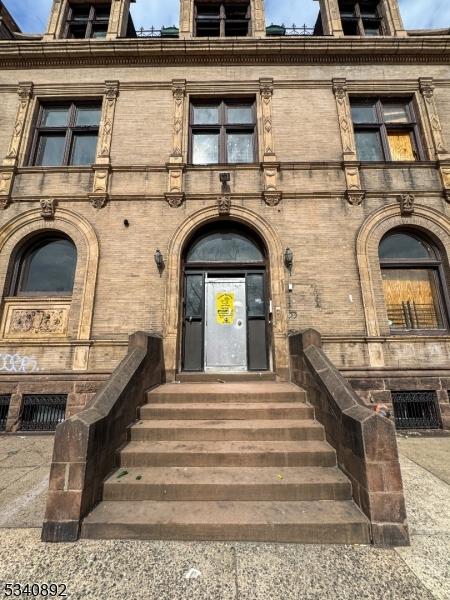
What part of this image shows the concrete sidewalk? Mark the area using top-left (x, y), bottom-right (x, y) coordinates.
top-left (0, 433), bottom-right (448, 599)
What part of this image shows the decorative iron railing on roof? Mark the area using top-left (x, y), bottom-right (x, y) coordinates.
top-left (134, 23), bottom-right (315, 38)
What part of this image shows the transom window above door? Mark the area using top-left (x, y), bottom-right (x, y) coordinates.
top-left (351, 98), bottom-right (423, 162)
top-left (379, 230), bottom-right (448, 332)
top-left (64, 3), bottom-right (111, 39)
top-left (30, 102), bottom-right (102, 167)
top-left (190, 99), bottom-right (256, 165)
top-left (195, 1), bottom-right (250, 37)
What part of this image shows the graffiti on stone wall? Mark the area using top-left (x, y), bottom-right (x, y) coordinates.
top-left (0, 354), bottom-right (38, 372)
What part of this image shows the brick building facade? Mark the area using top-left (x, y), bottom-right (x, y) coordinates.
top-left (0, 0), bottom-right (449, 433)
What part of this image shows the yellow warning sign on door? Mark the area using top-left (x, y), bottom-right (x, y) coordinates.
top-left (216, 292), bottom-right (235, 325)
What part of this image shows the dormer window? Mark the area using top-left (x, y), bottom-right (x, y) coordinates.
top-left (339, 1), bottom-right (383, 36)
top-left (195, 1), bottom-right (250, 37)
top-left (64, 3), bottom-right (110, 39)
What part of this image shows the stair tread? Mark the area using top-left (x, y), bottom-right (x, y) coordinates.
top-left (105, 466), bottom-right (350, 486)
top-left (143, 402), bottom-right (309, 409)
top-left (83, 500), bottom-right (368, 527)
top-left (132, 419), bottom-right (322, 429)
top-left (149, 382), bottom-right (303, 395)
top-left (121, 439), bottom-right (335, 454)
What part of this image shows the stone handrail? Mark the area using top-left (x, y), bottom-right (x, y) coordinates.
top-left (42, 332), bottom-right (163, 542)
top-left (289, 329), bottom-right (409, 547)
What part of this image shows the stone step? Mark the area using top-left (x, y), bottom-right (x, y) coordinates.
top-left (177, 372), bottom-right (277, 383)
top-left (140, 402), bottom-right (314, 421)
top-left (130, 419), bottom-right (324, 442)
top-left (120, 440), bottom-right (337, 467)
top-left (147, 382), bottom-right (306, 404)
top-left (81, 500), bottom-right (371, 544)
top-left (103, 466), bottom-right (352, 502)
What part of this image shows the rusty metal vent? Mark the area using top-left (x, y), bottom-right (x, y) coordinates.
top-left (19, 395), bottom-right (67, 432)
top-left (392, 391), bottom-right (442, 430)
top-left (0, 395), bottom-right (11, 431)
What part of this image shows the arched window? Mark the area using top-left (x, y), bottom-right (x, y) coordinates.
top-left (13, 235), bottom-right (77, 295)
top-left (379, 230), bottom-right (447, 331)
top-left (185, 228), bottom-right (265, 264)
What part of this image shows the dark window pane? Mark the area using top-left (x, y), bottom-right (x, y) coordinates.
top-left (351, 104), bottom-right (377, 123)
top-left (192, 132), bottom-right (219, 164)
top-left (247, 274), bottom-right (265, 317)
top-left (379, 233), bottom-right (433, 260)
top-left (70, 134), bottom-right (98, 165)
top-left (37, 134), bottom-right (66, 166)
top-left (193, 106), bottom-right (219, 125)
top-left (363, 24), bottom-right (381, 35)
top-left (71, 6), bottom-right (90, 20)
top-left (91, 25), bottom-right (107, 38)
top-left (227, 132), bottom-right (253, 163)
top-left (355, 130), bottom-right (383, 160)
top-left (186, 275), bottom-right (203, 318)
top-left (227, 106), bottom-right (253, 124)
top-left (383, 104), bottom-right (409, 124)
top-left (68, 24), bottom-right (87, 38)
top-left (41, 108), bottom-right (69, 127)
top-left (186, 232), bottom-right (264, 263)
top-left (20, 239), bottom-right (77, 293)
top-left (94, 6), bottom-right (111, 20)
top-left (76, 107), bottom-right (101, 126)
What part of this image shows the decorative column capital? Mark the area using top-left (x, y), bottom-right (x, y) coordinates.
top-left (172, 79), bottom-right (186, 100)
top-left (259, 78), bottom-right (274, 99)
top-left (419, 77), bottom-right (435, 99)
top-left (332, 78), bottom-right (347, 100)
top-left (18, 82), bottom-right (34, 102)
top-left (104, 80), bottom-right (120, 100)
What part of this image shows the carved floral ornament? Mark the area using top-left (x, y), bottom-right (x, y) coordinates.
top-left (165, 193), bottom-right (185, 208)
top-left (217, 195), bottom-right (231, 215)
top-left (40, 198), bottom-right (56, 219)
top-left (9, 308), bottom-right (68, 336)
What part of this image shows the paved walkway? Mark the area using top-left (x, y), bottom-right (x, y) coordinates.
top-left (0, 433), bottom-right (448, 599)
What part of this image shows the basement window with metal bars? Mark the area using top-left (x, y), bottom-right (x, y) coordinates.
top-left (392, 391), bottom-right (442, 430)
top-left (0, 395), bottom-right (11, 431)
top-left (19, 395), bottom-right (67, 432)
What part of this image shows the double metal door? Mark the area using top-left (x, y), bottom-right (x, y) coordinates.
top-left (204, 277), bottom-right (247, 372)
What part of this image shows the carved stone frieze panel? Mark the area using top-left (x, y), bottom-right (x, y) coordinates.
top-left (1, 301), bottom-right (70, 339)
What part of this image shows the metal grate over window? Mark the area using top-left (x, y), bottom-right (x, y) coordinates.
top-left (392, 391), bottom-right (442, 430)
top-left (19, 395), bottom-right (67, 432)
top-left (0, 395), bottom-right (11, 431)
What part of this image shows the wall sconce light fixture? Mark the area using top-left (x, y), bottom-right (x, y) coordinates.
top-left (154, 249), bottom-right (164, 273)
top-left (284, 247), bottom-right (293, 273)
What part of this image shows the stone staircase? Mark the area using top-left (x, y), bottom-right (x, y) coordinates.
top-left (81, 381), bottom-right (371, 544)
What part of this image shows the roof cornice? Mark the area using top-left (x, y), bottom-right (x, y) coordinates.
top-left (1, 36), bottom-right (450, 68)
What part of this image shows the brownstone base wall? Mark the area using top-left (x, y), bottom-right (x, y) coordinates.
top-left (0, 374), bottom-right (108, 432)
top-left (346, 373), bottom-right (450, 430)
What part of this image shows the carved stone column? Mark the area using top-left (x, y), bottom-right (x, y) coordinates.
top-left (0, 82), bottom-right (34, 209)
top-left (419, 78), bottom-right (450, 202)
top-left (43, 0), bottom-right (68, 41)
top-left (333, 78), bottom-right (365, 206)
top-left (317, 0), bottom-right (343, 36)
top-left (165, 80), bottom-right (187, 208)
top-left (90, 80), bottom-right (119, 209)
top-left (259, 78), bottom-right (282, 206)
top-left (107, 0), bottom-right (132, 39)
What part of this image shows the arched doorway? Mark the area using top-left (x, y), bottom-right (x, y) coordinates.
top-left (181, 222), bottom-right (270, 372)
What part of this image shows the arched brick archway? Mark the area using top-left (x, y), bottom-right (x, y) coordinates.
top-left (163, 205), bottom-right (288, 380)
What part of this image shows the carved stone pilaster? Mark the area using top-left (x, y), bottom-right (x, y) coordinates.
top-left (165, 193), bottom-right (185, 208)
top-left (398, 193), bottom-right (415, 215)
top-left (170, 80), bottom-right (186, 161)
top-left (90, 165), bottom-right (110, 209)
top-left (420, 78), bottom-right (448, 159)
top-left (334, 79), bottom-right (365, 206)
top-left (317, 0), bottom-right (344, 36)
top-left (0, 167), bottom-right (15, 209)
top-left (167, 164), bottom-right (185, 195)
top-left (259, 78), bottom-right (275, 158)
top-left (97, 81), bottom-right (119, 163)
top-left (40, 199), bottom-right (57, 220)
top-left (43, 0), bottom-right (67, 40)
top-left (106, 0), bottom-right (132, 39)
top-left (379, 0), bottom-right (407, 37)
top-left (439, 162), bottom-right (450, 203)
top-left (4, 82), bottom-right (33, 168)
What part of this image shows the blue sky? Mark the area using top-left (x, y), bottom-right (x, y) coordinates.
top-left (4, 0), bottom-right (449, 34)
